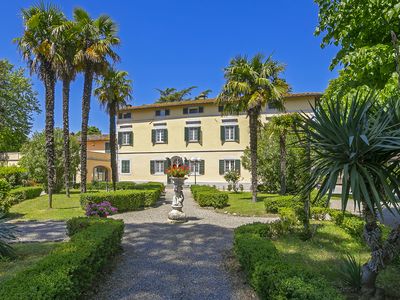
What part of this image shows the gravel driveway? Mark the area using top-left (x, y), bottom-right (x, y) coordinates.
top-left (95, 188), bottom-right (277, 300)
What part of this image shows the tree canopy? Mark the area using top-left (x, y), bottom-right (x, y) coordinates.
top-left (0, 60), bottom-right (39, 152)
top-left (315, 0), bottom-right (400, 100)
top-left (155, 86), bottom-right (212, 103)
top-left (75, 126), bottom-right (102, 136)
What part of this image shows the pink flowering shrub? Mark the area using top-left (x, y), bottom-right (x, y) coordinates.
top-left (85, 201), bottom-right (118, 218)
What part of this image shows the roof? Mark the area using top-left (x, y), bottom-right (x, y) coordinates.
top-left (77, 134), bottom-right (110, 142)
top-left (119, 92), bottom-right (322, 112)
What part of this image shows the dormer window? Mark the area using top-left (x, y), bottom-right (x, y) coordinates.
top-left (155, 109), bottom-right (170, 117)
top-left (183, 106), bottom-right (204, 115)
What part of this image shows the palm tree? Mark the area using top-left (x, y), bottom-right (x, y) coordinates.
top-left (53, 20), bottom-right (78, 197)
top-left (217, 54), bottom-right (289, 202)
top-left (94, 68), bottom-right (132, 191)
top-left (15, 4), bottom-right (65, 208)
top-left (301, 95), bottom-right (400, 297)
top-left (73, 8), bottom-right (120, 193)
top-left (155, 86), bottom-right (197, 103)
top-left (267, 113), bottom-right (300, 195)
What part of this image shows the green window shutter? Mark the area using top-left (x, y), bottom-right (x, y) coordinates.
top-left (184, 158), bottom-right (189, 167)
top-left (199, 160), bottom-right (205, 175)
top-left (198, 127), bottom-right (202, 144)
top-left (219, 160), bottom-right (225, 175)
top-left (118, 132), bottom-right (122, 145)
top-left (220, 126), bottom-right (225, 143)
top-left (184, 127), bottom-right (189, 143)
top-left (164, 129), bottom-right (168, 143)
top-left (235, 160), bottom-right (241, 174)
top-left (235, 125), bottom-right (240, 142)
top-left (129, 132), bottom-right (133, 146)
top-left (151, 129), bottom-right (156, 144)
top-left (150, 161), bottom-right (155, 174)
top-left (164, 158), bottom-right (171, 174)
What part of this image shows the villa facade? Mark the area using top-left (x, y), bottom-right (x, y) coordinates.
top-left (116, 93), bottom-right (321, 188)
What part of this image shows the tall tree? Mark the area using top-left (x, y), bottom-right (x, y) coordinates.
top-left (194, 89), bottom-right (212, 100)
top-left (301, 95), bottom-right (400, 298)
top-left (155, 86), bottom-right (197, 103)
top-left (217, 54), bottom-right (289, 202)
top-left (94, 67), bottom-right (132, 191)
top-left (73, 8), bottom-right (120, 193)
top-left (315, 0), bottom-right (400, 101)
top-left (267, 113), bottom-right (300, 195)
top-left (53, 19), bottom-right (78, 198)
top-left (0, 60), bottom-right (39, 152)
top-left (15, 3), bottom-right (65, 208)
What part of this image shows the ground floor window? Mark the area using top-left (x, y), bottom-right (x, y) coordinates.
top-left (93, 166), bottom-right (108, 181)
top-left (121, 160), bottom-right (131, 174)
top-left (155, 160), bottom-right (165, 174)
top-left (189, 160), bottom-right (200, 175)
top-left (224, 160), bottom-right (235, 173)
top-left (220, 159), bottom-right (240, 175)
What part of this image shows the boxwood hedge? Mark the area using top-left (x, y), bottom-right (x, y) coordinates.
top-left (8, 186), bottom-right (43, 205)
top-left (0, 217), bottom-right (124, 300)
top-left (190, 185), bottom-right (228, 208)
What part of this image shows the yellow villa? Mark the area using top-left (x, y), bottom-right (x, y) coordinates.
top-left (116, 92), bottom-right (321, 188)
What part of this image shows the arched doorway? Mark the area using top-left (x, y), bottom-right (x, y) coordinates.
top-left (170, 156), bottom-right (183, 167)
top-left (93, 166), bottom-right (109, 182)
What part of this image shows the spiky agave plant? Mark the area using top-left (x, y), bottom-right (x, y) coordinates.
top-left (300, 93), bottom-right (400, 298)
top-left (0, 213), bottom-right (16, 258)
top-left (339, 253), bottom-right (362, 291)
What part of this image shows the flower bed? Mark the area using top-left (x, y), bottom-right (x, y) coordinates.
top-left (0, 217), bottom-right (124, 299)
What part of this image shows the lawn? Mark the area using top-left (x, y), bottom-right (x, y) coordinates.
top-left (0, 242), bottom-right (58, 283)
top-left (9, 192), bottom-right (84, 221)
top-left (216, 192), bottom-right (278, 217)
top-left (272, 222), bottom-right (400, 298)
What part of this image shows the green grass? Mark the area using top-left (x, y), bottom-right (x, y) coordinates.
top-left (9, 191), bottom-right (84, 221)
top-left (216, 192), bottom-right (278, 216)
top-left (0, 242), bottom-right (58, 283)
top-left (272, 222), bottom-right (400, 298)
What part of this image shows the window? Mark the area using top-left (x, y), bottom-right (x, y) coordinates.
top-left (224, 160), bottom-right (235, 173)
top-left (105, 142), bottom-right (110, 153)
top-left (155, 160), bottom-right (164, 174)
top-left (155, 109), bottom-right (170, 117)
top-left (121, 160), bottom-right (130, 174)
top-left (218, 105), bottom-right (224, 112)
top-left (118, 112), bottom-right (132, 119)
top-left (122, 132), bottom-right (132, 145)
top-left (183, 106), bottom-right (204, 114)
top-left (188, 127), bottom-right (199, 142)
top-left (155, 129), bottom-right (165, 143)
top-left (225, 126), bottom-right (235, 141)
top-left (189, 161), bottom-right (200, 175)
top-left (267, 100), bottom-right (280, 110)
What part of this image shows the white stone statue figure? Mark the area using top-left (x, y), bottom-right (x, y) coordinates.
top-left (172, 182), bottom-right (184, 207)
top-left (168, 177), bottom-right (187, 222)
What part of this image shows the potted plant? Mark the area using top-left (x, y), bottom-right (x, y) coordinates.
top-left (166, 165), bottom-right (190, 222)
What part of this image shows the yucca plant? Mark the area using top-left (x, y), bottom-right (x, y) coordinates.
top-left (300, 93), bottom-right (400, 298)
top-left (0, 213), bottom-right (16, 258)
top-left (339, 253), bottom-right (362, 291)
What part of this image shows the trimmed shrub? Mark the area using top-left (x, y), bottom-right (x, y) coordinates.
top-left (80, 190), bottom-right (147, 213)
top-left (87, 181), bottom-right (165, 193)
top-left (263, 195), bottom-right (300, 213)
top-left (233, 223), bottom-right (343, 300)
top-left (0, 179), bottom-right (11, 213)
top-left (0, 217), bottom-right (124, 300)
top-left (8, 186), bottom-right (42, 206)
top-left (141, 190), bottom-right (160, 206)
top-left (197, 192), bottom-right (228, 208)
top-left (190, 185), bottom-right (217, 201)
top-left (0, 166), bottom-right (27, 187)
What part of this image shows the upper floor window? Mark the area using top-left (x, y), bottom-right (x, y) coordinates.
top-left (105, 142), bottom-right (110, 153)
top-left (118, 112), bottom-right (132, 119)
top-left (118, 132), bottom-right (133, 146)
top-left (155, 109), bottom-right (170, 117)
top-left (152, 128), bottom-right (168, 144)
top-left (221, 124), bottom-right (239, 143)
top-left (183, 106), bottom-right (204, 115)
top-left (155, 129), bottom-right (165, 143)
top-left (188, 127), bottom-right (199, 142)
top-left (225, 126), bottom-right (235, 141)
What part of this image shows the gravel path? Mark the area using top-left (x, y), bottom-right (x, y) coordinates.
top-left (7, 220), bottom-right (67, 243)
top-left (95, 188), bottom-right (277, 300)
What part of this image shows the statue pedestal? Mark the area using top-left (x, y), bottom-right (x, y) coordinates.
top-left (168, 177), bottom-right (187, 223)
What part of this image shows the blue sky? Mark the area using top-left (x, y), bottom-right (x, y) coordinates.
top-left (0, 0), bottom-right (338, 134)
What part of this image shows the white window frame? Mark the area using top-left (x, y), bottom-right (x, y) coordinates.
top-left (121, 132), bottom-right (131, 145)
top-left (188, 107), bottom-right (199, 114)
top-left (225, 126), bottom-right (235, 141)
top-left (121, 160), bottom-right (131, 174)
top-left (188, 127), bottom-right (199, 142)
top-left (155, 129), bottom-right (165, 143)
top-left (189, 160), bottom-right (200, 175)
top-left (224, 160), bottom-right (235, 173)
top-left (154, 160), bottom-right (165, 174)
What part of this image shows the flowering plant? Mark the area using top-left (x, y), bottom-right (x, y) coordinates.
top-left (166, 165), bottom-right (190, 178)
top-left (85, 201), bottom-right (118, 218)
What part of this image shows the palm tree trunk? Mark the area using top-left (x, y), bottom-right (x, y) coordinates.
top-left (361, 204), bottom-right (400, 299)
top-left (80, 67), bottom-right (94, 193)
top-left (109, 103), bottom-right (118, 191)
top-left (62, 79), bottom-right (71, 197)
top-left (43, 65), bottom-right (56, 208)
top-left (249, 108), bottom-right (259, 203)
top-left (279, 133), bottom-right (287, 195)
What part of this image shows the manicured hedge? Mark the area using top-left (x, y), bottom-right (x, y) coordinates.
top-left (87, 181), bottom-right (165, 193)
top-left (0, 217), bottom-right (124, 300)
top-left (234, 223), bottom-right (343, 300)
top-left (81, 190), bottom-right (149, 213)
top-left (8, 186), bottom-right (43, 205)
top-left (190, 185), bottom-right (228, 208)
top-left (0, 166), bottom-right (27, 187)
top-left (263, 195), bottom-right (301, 213)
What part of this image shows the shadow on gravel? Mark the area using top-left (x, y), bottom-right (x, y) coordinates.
top-left (95, 222), bottom-right (238, 300)
top-left (9, 221), bottom-right (67, 243)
